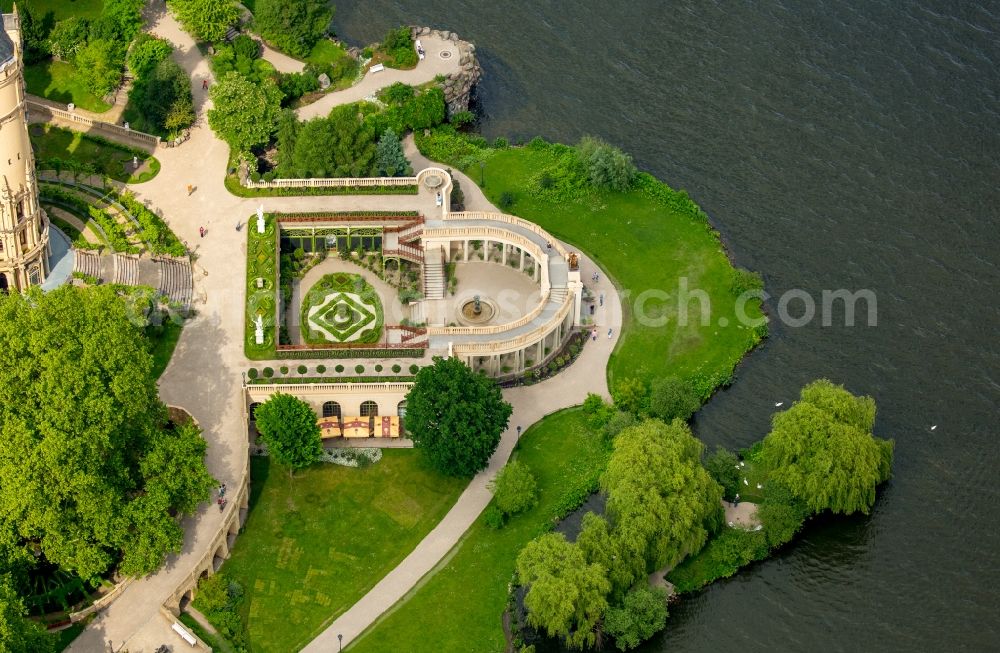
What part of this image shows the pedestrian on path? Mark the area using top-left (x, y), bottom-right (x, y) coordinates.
top-left (187, 184), bottom-right (193, 196)
top-left (199, 226), bottom-right (205, 238)
top-left (607, 328), bottom-right (613, 339)
top-left (599, 293), bottom-right (604, 306)
top-left (592, 329), bottom-right (597, 341)
top-left (202, 79), bottom-right (209, 90)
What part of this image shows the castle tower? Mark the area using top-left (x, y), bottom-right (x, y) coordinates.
top-left (0, 8), bottom-right (49, 293)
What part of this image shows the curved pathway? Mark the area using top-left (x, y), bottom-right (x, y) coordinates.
top-left (71, 6), bottom-right (622, 652)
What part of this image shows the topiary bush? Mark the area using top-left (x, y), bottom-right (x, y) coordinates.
top-left (409, 364), bottom-right (419, 375)
top-left (279, 366), bottom-right (289, 375)
top-left (316, 364), bottom-right (326, 374)
top-left (263, 367), bottom-right (274, 378)
top-left (392, 364), bottom-right (402, 373)
top-left (297, 365), bottom-right (307, 374)
top-left (247, 368), bottom-right (259, 379)
top-left (355, 364), bottom-right (365, 374)
top-left (335, 364), bottom-right (345, 373)
top-left (375, 364), bottom-right (383, 372)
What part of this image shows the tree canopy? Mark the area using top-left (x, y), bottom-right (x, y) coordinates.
top-left (253, 393), bottom-right (323, 475)
top-left (0, 287), bottom-right (214, 582)
top-left (577, 136), bottom-right (637, 191)
top-left (760, 379), bottom-right (894, 515)
top-left (170, 0), bottom-right (239, 43)
top-left (376, 128), bottom-right (410, 176)
top-left (208, 72), bottom-right (283, 151)
top-left (604, 586), bottom-right (668, 652)
top-left (405, 357), bottom-right (512, 476)
top-left (602, 419), bottom-right (723, 581)
top-left (648, 376), bottom-right (700, 422)
top-left (516, 532), bottom-right (610, 650)
top-left (254, 0), bottom-right (332, 59)
top-left (0, 574), bottom-right (53, 653)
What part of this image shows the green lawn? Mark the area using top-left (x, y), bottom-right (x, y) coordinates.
top-left (350, 408), bottom-right (609, 653)
top-left (148, 320), bottom-right (183, 379)
top-left (29, 124), bottom-right (159, 183)
top-left (205, 453), bottom-right (468, 652)
top-left (23, 60), bottom-right (111, 113)
top-left (429, 140), bottom-right (765, 392)
top-left (306, 39), bottom-right (349, 67)
top-left (1, 0), bottom-right (103, 21)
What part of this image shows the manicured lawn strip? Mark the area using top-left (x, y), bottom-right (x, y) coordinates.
top-left (30, 124), bottom-right (159, 184)
top-left (206, 453), bottom-right (468, 653)
top-left (0, 0), bottom-right (103, 21)
top-left (23, 60), bottom-right (111, 113)
top-left (148, 320), bottom-right (183, 379)
top-left (350, 408), bottom-right (609, 653)
top-left (306, 39), bottom-right (350, 67)
top-left (466, 147), bottom-right (764, 390)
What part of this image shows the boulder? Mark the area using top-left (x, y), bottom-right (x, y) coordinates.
top-left (318, 73), bottom-right (331, 90)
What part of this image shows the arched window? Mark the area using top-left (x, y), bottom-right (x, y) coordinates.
top-left (248, 403), bottom-right (261, 421)
top-left (397, 400), bottom-right (407, 418)
top-left (322, 401), bottom-right (341, 418)
top-left (360, 401), bottom-right (378, 417)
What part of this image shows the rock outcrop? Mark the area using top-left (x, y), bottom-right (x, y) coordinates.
top-left (411, 26), bottom-right (483, 115)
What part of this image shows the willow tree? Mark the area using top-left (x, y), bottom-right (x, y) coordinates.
top-left (601, 419), bottom-right (723, 586)
top-left (760, 379), bottom-right (894, 515)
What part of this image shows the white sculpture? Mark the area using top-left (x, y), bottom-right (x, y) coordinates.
top-left (254, 314), bottom-right (264, 345)
top-left (256, 205), bottom-right (265, 234)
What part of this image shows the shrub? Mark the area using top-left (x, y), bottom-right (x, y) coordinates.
top-left (128, 33), bottom-right (173, 78)
top-left (335, 364), bottom-right (344, 373)
top-left (375, 364), bottom-right (383, 372)
top-left (297, 365), bottom-right (307, 374)
top-left (247, 368), bottom-right (259, 379)
top-left (703, 447), bottom-right (741, 501)
top-left (577, 136), bottom-right (637, 191)
top-left (279, 366), bottom-right (289, 375)
top-left (380, 26), bottom-right (417, 68)
top-left (316, 364), bottom-right (326, 374)
top-left (255, 0), bottom-right (332, 59)
top-left (498, 191), bottom-right (516, 210)
top-left (489, 461), bottom-right (538, 515)
top-left (493, 136), bottom-right (509, 149)
top-left (263, 367), bottom-right (274, 378)
top-left (392, 364), bottom-right (402, 373)
top-left (731, 267), bottom-right (765, 296)
top-left (648, 376), bottom-right (700, 422)
top-left (483, 504), bottom-right (506, 530)
top-left (612, 377), bottom-right (648, 415)
top-left (355, 364), bottom-right (365, 374)
top-left (603, 410), bottom-right (637, 441)
top-left (409, 364), bottom-right (419, 375)
top-left (450, 110), bottom-right (474, 126)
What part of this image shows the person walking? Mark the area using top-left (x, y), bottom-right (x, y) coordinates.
top-left (599, 293), bottom-right (604, 306)
top-left (607, 328), bottom-right (613, 339)
top-left (202, 79), bottom-right (209, 90)
top-left (199, 226), bottom-right (205, 238)
top-left (187, 184), bottom-right (193, 196)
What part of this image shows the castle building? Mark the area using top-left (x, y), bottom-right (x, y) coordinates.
top-left (0, 9), bottom-right (49, 292)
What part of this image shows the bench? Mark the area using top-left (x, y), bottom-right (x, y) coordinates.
top-left (370, 63), bottom-right (385, 73)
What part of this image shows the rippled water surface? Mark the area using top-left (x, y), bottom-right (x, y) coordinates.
top-left (336, 1), bottom-right (1000, 649)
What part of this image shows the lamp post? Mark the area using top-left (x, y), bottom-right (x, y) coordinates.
top-left (479, 161), bottom-right (485, 188)
top-left (338, 634), bottom-right (343, 652)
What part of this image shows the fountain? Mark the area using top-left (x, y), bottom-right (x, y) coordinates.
top-left (458, 294), bottom-right (497, 325)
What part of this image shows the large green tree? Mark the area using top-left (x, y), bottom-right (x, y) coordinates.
top-left (516, 533), bottom-right (610, 650)
top-left (74, 39), bottom-right (123, 97)
top-left (130, 58), bottom-right (194, 135)
top-left (648, 376), bottom-right (700, 422)
top-left (254, 0), bottom-right (332, 58)
top-left (601, 419), bottom-right (723, 586)
top-left (405, 357), bottom-right (512, 476)
top-left (0, 574), bottom-right (53, 653)
top-left (170, 0), bottom-right (240, 43)
top-left (376, 128), bottom-right (409, 176)
top-left (760, 379), bottom-right (894, 515)
top-left (0, 287), bottom-right (214, 581)
top-left (253, 393), bottom-right (322, 476)
top-left (208, 72), bottom-right (283, 151)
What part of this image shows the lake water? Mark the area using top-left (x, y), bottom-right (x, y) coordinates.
top-left (335, 1), bottom-right (1000, 649)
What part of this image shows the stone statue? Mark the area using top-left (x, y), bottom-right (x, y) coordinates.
top-left (473, 294), bottom-right (482, 315)
top-left (254, 314), bottom-right (264, 345)
top-left (256, 205), bottom-right (265, 234)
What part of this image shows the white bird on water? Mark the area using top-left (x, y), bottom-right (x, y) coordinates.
top-left (930, 425), bottom-right (937, 431)
top-left (775, 402), bottom-right (784, 407)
